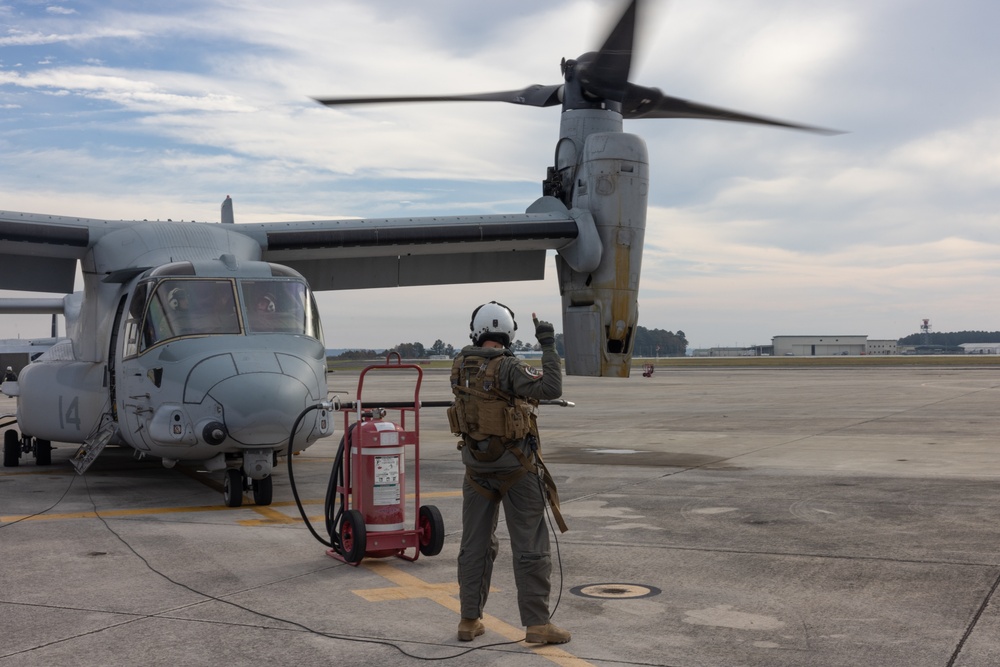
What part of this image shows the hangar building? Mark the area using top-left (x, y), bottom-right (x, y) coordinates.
top-left (772, 335), bottom-right (868, 356)
top-left (960, 343), bottom-right (1000, 354)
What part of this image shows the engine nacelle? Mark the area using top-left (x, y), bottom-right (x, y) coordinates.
top-left (16, 358), bottom-right (107, 441)
top-left (557, 131), bottom-right (648, 377)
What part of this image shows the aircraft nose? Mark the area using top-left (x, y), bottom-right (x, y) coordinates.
top-left (207, 373), bottom-right (311, 446)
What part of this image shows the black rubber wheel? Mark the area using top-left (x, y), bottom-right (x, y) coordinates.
top-left (340, 509), bottom-right (367, 564)
top-left (252, 475), bottom-right (273, 506)
top-left (418, 505), bottom-right (445, 557)
top-left (223, 468), bottom-right (244, 507)
top-left (34, 439), bottom-right (52, 466)
top-left (3, 430), bottom-right (19, 468)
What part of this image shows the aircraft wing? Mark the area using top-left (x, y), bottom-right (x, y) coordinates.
top-left (231, 207), bottom-right (579, 290)
top-left (0, 211), bottom-right (103, 293)
top-left (0, 198), bottom-right (583, 293)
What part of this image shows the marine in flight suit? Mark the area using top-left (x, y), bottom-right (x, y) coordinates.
top-left (450, 301), bottom-right (570, 645)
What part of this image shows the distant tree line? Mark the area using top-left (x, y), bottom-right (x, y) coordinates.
top-left (330, 339), bottom-right (456, 361)
top-left (331, 325), bottom-right (688, 360)
top-left (898, 331), bottom-right (1000, 347)
top-left (555, 326), bottom-right (687, 357)
top-left (632, 326), bottom-right (688, 357)
top-left (331, 349), bottom-right (384, 360)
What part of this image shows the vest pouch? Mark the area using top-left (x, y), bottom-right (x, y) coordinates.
top-left (447, 403), bottom-right (464, 436)
top-left (475, 398), bottom-right (509, 438)
top-left (504, 402), bottom-right (532, 440)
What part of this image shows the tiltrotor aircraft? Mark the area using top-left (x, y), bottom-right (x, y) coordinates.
top-left (0, 0), bottom-right (836, 505)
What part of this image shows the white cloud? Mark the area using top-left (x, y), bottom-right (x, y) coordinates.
top-left (0, 26), bottom-right (140, 46)
top-left (1, 67), bottom-right (257, 112)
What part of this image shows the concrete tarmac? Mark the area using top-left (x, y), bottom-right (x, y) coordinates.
top-left (3, 364), bottom-right (1000, 666)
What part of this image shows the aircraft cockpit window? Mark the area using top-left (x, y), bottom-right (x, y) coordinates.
top-left (123, 282), bottom-right (149, 358)
top-left (139, 279), bottom-right (240, 351)
top-left (242, 279), bottom-right (322, 341)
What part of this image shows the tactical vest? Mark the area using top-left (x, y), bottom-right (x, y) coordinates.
top-left (448, 352), bottom-right (569, 533)
top-left (448, 353), bottom-right (535, 443)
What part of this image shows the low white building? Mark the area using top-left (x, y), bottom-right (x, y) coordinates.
top-left (707, 346), bottom-right (754, 357)
top-left (772, 335), bottom-right (868, 357)
top-left (866, 339), bottom-right (898, 355)
top-left (960, 343), bottom-right (1000, 354)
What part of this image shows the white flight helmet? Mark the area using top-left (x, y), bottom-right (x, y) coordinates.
top-left (470, 301), bottom-right (517, 347)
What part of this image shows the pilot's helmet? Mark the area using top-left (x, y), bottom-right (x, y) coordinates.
top-left (469, 301), bottom-right (517, 347)
top-left (256, 294), bottom-right (276, 312)
top-left (168, 287), bottom-right (187, 310)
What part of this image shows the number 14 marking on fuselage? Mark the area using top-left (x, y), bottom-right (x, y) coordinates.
top-left (59, 395), bottom-right (82, 430)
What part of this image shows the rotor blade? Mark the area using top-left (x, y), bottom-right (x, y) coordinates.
top-left (313, 84), bottom-right (563, 109)
top-left (580, 0), bottom-right (638, 101)
top-left (622, 84), bottom-right (844, 134)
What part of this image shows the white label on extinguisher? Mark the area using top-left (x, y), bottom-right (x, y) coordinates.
top-left (373, 454), bottom-right (400, 505)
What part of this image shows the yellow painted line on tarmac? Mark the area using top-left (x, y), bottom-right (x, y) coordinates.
top-left (1, 490), bottom-right (461, 524)
top-left (353, 565), bottom-right (462, 601)
top-left (1, 504), bottom-right (239, 523)
top-left (356, 561), bottom-right (595, 667)
top-left (237, 508), bottom-right (325, 527)
top-left (235, 491), bottom-right (462, 526)
top-left (246, 506), bottom-right (300, 525)
top-left (0, 453), bottom-right (333, 478)
top-left (0, 467), bottom-right (73, 476)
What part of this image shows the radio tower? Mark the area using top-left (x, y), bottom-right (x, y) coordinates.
top-left (921, 319), bottom-right (931, 346)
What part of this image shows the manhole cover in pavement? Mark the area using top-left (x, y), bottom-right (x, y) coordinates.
top-left (570, 583), bottom-right (661, 599)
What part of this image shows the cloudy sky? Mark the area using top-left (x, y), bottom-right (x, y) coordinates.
top-left (2, 0), bottom-right (998, 351)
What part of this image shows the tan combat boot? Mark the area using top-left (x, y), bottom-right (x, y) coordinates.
top-left (457, 617), bottom-right (485, 641)
top-left (525, 623), bottom-right (571, 644)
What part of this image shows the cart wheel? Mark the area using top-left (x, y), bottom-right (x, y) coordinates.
top-left (252, 475), bottom-right (273, 506)
top-left (341, 509), bottom-right (367, 564)
top-left (418, 505), bottom-right (445, 557)
top-left (3, 430), bottom-right (19, 468)
top-left (223, 468), bottom-right (244, 507)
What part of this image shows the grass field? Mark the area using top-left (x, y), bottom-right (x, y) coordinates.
top-left (328, 354), bottom-right (1000, 372)
top-left (638, 354), bottom-right (1000, 368)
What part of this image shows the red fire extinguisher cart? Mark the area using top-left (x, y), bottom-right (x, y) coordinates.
top-left (328, 353), bottom-right (445, 565)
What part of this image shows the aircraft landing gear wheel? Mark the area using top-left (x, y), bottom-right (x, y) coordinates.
top-left (418, 505), bottom-right (445, 556)
top-left (3, 430), bottom-right (19, 467)
top-left (223, 468), bottom-right (244, 507)
top-left (34, 439), bottom-right (52, 466)
top-left (340, 509), bottom-right (367, 564)
top-left (252, 475), bottom-right (272, 506)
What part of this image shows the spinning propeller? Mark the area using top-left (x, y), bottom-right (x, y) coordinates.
top-left (314, 0), bottom-right (840, 135)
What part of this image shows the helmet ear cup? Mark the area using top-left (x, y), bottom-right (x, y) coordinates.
top-left (469, 304), bottom-right (484, 334)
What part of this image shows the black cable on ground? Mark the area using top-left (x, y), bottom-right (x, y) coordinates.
top-left (537, 468), bottom-right (565, 621)
top-left (0, 471), bottom-right (76, 528)
top-left (60, 417), bottom-right (533, 662)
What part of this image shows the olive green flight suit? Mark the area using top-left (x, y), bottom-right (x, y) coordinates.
top-left (453, 342), bottom-right (563, 626)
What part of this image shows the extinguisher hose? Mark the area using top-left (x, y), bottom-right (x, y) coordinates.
top-left (323, 422), bottom-right (359, 556)
top-left (323, 434), bottom-right (344, 545)
top-left (286, 403), bottom-right (340, 550)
